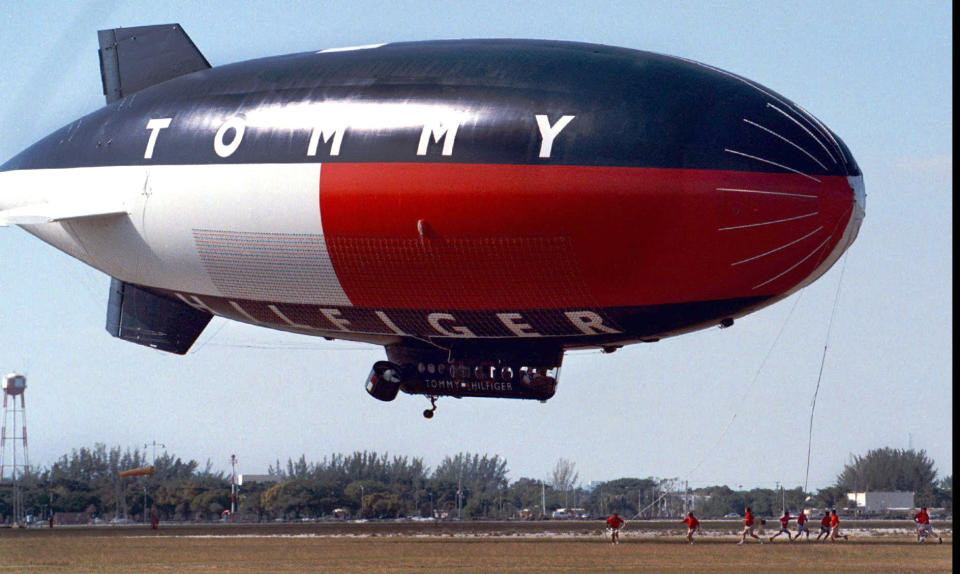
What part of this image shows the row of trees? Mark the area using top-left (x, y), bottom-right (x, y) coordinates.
top-left (0, 445), bottom-right (950, 523)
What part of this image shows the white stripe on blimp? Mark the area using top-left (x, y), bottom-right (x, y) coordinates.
top-left (724, 149), bottom-right (821, 183)
top-left (731, 226), bottom-right (823, 266)
top-left (766, 103), bottom-right (837, 165)
top-left (742, 118), bottom-right (828, 171)
top-left (752, 236), bottom-right (832, 290)
top-left (0, 164), bottom-right (353, 307)
top-left (718, 212), bottom-right (818, 231)
top-left (716, 187), bottom-right (818, 199)
top-left (318, 43), bottom-right (387, 53)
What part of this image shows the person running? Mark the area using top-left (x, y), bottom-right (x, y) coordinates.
top-left (828, 509), bottom-right (848, 541)
top-left (606, 512), bottom-right (625, 544)
top-left (681, 511), bottom-right (702, 544)
top-left (914, 506), bottom-right (943, 544)
top-left (769, 510), bottom-right (793, 542)
top-left (795, 510), bottom-right (810, 541)
top-left (737, 507), bottom-right (762, 545)
top-left (816, 512), bottom-right (832, 541)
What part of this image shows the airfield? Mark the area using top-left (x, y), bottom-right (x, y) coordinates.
top-left (0, 520), bottom-right (951, 573)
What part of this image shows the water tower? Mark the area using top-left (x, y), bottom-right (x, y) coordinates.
top-left (1, 373), bottom-right (30, 524)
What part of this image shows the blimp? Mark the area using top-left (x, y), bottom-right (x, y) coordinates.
top-left (0, 24), bottom-right (863, 417)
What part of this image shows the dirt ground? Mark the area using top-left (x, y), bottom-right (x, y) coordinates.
top-left (0, 520), bottom-right (951, 573)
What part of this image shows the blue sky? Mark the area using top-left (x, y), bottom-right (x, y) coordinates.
top-left (0, 1), bottom-right (951, 491)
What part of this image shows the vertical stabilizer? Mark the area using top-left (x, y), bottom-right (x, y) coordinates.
top-left (98, 23), bottom-right (210, 104)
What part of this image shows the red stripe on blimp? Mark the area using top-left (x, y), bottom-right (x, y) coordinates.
top-left (319, 163), bottom-right (853, 310)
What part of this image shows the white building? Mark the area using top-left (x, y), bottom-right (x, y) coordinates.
top-left (238, 473), bottom-right (281, 486)
top-left (846, 491), bottom-right (915, 513)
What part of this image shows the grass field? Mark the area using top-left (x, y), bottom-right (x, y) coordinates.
top-left (0, 522), bottom-right (951, 573)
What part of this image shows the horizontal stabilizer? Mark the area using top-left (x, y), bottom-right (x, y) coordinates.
top-left (0, 201), bottom-right (127, 226)
top-left (106, 279), bottom-right (213, 355)
top-left (98, 23), bottom-right (210, 104)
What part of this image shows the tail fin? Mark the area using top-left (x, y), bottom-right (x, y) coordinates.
top-left (98, 23), bottom-right (210, 104)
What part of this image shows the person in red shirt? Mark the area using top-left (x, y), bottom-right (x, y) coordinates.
top-left (828, 509), bottom-right (848, 541)
top-left (815, 512), bottom-right (831, 541)
top-left (794, 510), bottom-right (810, 541)
top-left (913, 506), bottom-right (942, 544)
top-left (769, 510), bottom-right (793, 542)
top-left (606, 512), bottom-right (625, 544)
top-left (737, 507), bottom-right (762, 545)
top-left (681, 511), bottom-right (702, 544)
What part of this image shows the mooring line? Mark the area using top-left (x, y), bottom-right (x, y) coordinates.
top-left (631, 291), bottom-right (805, 519)
top-left (803, 252), bottom-right (849, 493)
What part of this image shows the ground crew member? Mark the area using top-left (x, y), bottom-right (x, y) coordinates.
top-left (681, 511), bottom-right (702, 544)
top-left (737, 507), bottom-right (762, 545)
top-left (795, 510), bottom-right (810, 541)
top-left (816, 512), bottom-right (831, 541)
top-left (828, 509), bottom-right (848, 541)
top-left (606, 512), bottom-right (625, 544)
top-left (914, 506), bottom-right (942, 544)
top-left (769, 510), bottom-right (793, 542)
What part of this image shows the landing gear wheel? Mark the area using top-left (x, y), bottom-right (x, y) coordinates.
top-left (423, 396), bottom-right (438, 419)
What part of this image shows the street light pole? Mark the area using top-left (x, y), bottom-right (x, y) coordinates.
top-left (143, 440), bottom-right (165, 523)
top-left (144, 441), bottom-right (166, 466)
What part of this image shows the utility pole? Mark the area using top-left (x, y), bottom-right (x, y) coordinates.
top-left (541, 480), bottom-right (546, 519)
top-left (230, 454), bottom-right (238, 515)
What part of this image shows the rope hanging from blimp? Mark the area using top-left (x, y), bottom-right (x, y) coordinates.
top-left (631, 250), bottom-right (850, 519)
top-left (630, 290), bottom-right (804, 519)
top-left (803, 251), bottom-right (849, 493)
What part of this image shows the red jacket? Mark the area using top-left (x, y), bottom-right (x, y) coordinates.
top-left (820, 515), bottom-right (831, 528)
top-left (797, 512), bottom-right (807, 525)
top-left (779, 514), bottom-right (791, 528)
top-left (744, 511), bottom-right (754, 526)
top-left (682, 516), bottom-right (699, 529)
top-left (914, 510), bottom-right (930, 524)
top-left (829, 514), bottom-right (839, 528)
top-left (607, 515), bottom-right (625, 529)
